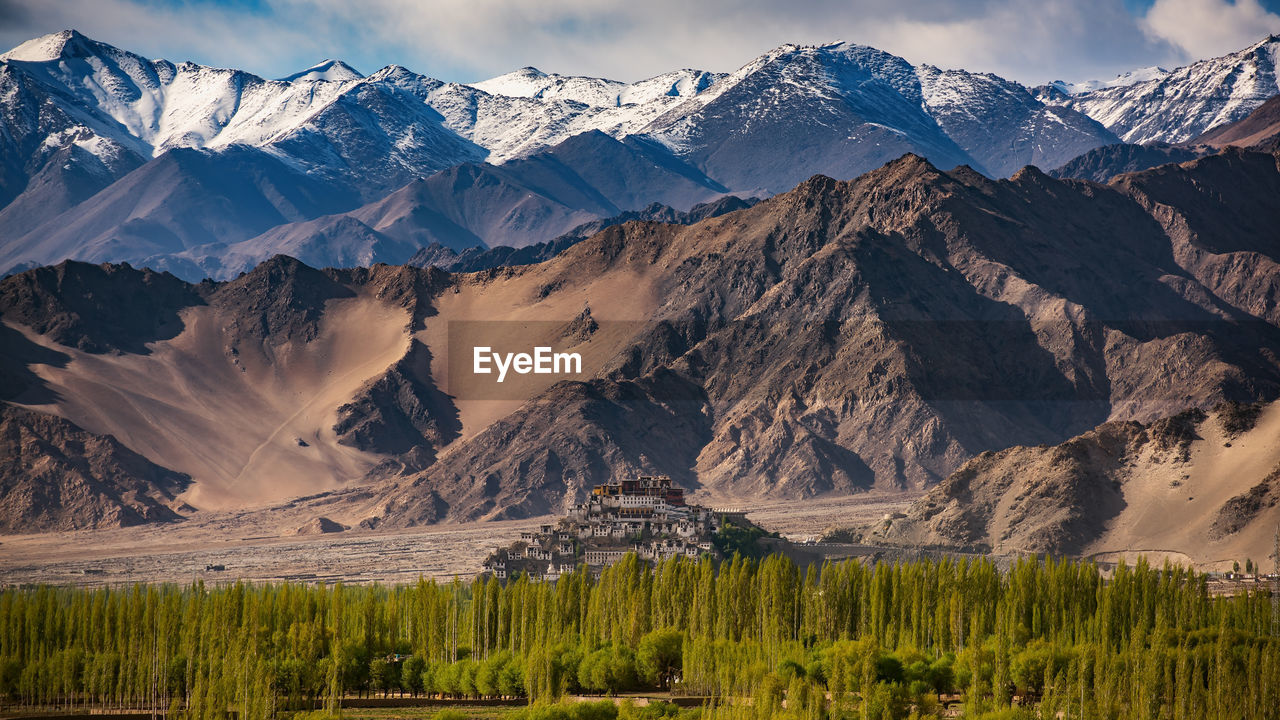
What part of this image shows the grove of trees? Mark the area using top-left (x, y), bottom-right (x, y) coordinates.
top-left (1, 553), bottom-right (1277, 719)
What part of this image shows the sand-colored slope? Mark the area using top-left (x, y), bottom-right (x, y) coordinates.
top-left (1087, 402), bottom-right (1280, 569)
top-left (11, 294), bottom-right (411, 509)
top-left (417, 249), bottom-right (666, 440)
top-left (864, 402), bottom-right (1280, 569)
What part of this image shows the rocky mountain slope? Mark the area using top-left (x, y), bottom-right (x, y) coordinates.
top-left (1114, 148), bottom-right (1280, 331)
top-left (0, 258), bottom-right (443, 513)
top-left (0, 30), bottom-right (482, 199)
top-left (1049, 142), bottom-right (1213, 183)
top-left (3, 144), bottom-right (1277, 533)
top-left (5, 30), bottom-right (1274, 284)
top-left (125, 131), bottom-right (729, 281)
top-left (636, 42), bottom-right (1116, 191)
top-left (0, 404), bottom-right (191, 533)
top-left (1193, 93), bottom-right (1280, 150)
top-left (1040, 66), bottom-right (1170, 98)
top-left (370, 148), bottom-right (1280, 525)
top-left (0, 31), bottom-right (720, 278)
top-left (846, 400), bottom-right (1280, 567)
top-left (1050, 91), bottom-right (1280, 182)
top-left (0, 146), bottom-right (356, 281)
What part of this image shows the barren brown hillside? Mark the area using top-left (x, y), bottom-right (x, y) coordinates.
top-left (852, 401), bottom-right (1280, 568)
top-left (2, 148), bottom-right (1279, 532)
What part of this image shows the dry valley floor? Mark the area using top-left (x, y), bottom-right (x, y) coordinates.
top-left (0, 493), bottom-right (917, 587)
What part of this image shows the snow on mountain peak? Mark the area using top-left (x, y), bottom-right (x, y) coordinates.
top-left (1046, 66), bottom-right (1171, 97)
top-left (365, 64), bottom-right (423, 83)
top-left (1054, 35), bottom-right (1280, 143)
top-left (279, 59), bottom-right (364, 83)
top-left (1250, 33), bottom-right (1280, 50)
top-left (1, 29), bottom-right (95, 63)
top-left (0, 30), bottom-right (369, 159)
top-left (468, 65), bottom-right (722, 108)
top-left (705, 40), bottom-right (923, 109)
top-left (626, 70), bottom-right (724, 102)
top-left (469, 67), bottom-right (624, 105)
top-left (4, 28), bottom-right (1275, 201)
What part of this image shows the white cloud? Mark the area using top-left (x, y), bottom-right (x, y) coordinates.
top-left (277, 0), bottom-right (1182, 84)
top-left (0, 0), bottom-right (1267, 87)
top-left (1141, 0), bottom-right (1280, 59)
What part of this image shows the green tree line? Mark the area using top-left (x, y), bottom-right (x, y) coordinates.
top-left (1, 554), bottom-right (1277, 719)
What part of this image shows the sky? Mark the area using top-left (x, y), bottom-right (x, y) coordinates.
top-left (1, 0), bottom-right (1278, 86)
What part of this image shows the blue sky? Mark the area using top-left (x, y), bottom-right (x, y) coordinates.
top-left (2, 0), bottom-right (1278, 85)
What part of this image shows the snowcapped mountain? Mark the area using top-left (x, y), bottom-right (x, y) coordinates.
top-left (1049, 36), bottom-right (1280, 143)
top-left (353, 65), bottom-right (734, 164)
top-left (0, 30), bottom-right (355, 157)
top-left (279, 59), bottom-right (364, 83)
top-left (0, 27), bottom-right (728, 278)
top-left (0, 29), bottom-right (1266, 280)
top-left (0, 30), bottom-right (723, 176)
top-left (1, 30), bottom-right (1118, 194)
top-left (636, 42), bottom-right (974, 192)
top-left (636, 42), bottom-right (1116, 190)
top-left (0, 29), bottom-right (480, 206)
top-left (915, 65), bottom-right (1117, 177)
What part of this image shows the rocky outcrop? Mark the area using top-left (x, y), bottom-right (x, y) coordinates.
top-left (0, 404), bottom-right (191, 533)
top-left (1115, 148), bottom-right (1280, 329)
top-left (1209, 464), bottom-right (1280, 540)
top-left (860, 420), bottom-right (1142, 554)
top-left (296, 516), bottom-right (346, 535)
top-left (334, 340), bottom-right (459, 463)
top-left (1218, 401), bottom-right (1266, 437)
top-left (367, 371), bottom-right (713, 524)
top-left (209, 255), bottom-right (356, 345)
top-left (842, 401), bottom-right (1280, 557)
top-left (0, 261), bottom-right (202, 354)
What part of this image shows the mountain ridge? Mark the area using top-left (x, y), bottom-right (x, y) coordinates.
top-left (0, 30), bottom-right (1187, 279)
top-left (0, 403), bottom-right (192, 533)
top-left (3, 145), bottom-right (1277, 532)
top-left (1046, 35), bottom-right (1280, 144)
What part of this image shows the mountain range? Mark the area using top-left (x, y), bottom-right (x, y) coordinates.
top-left (2, 142), bottom-right (1278, 542)
top-left (2, 30), bottom-right (1278, 281)
top-left (2, 30), bottom-right (1279, 561)
top-left (1041, 35), bottom-right (1280, 144)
